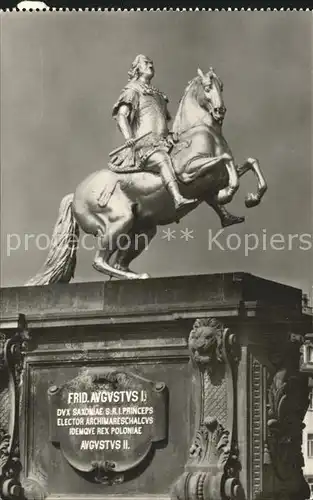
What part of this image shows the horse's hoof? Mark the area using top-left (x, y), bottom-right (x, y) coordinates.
top-left (218, 194), bottom-right (232, 205)
top-left (217, 188), bottom-right (235, 205)
top-left (92, 261), bottom-right (103, 273)
top-left (245, 193), bottom-right (260, 208)
top-left (139, 273), bottom-right (150, 279)
top-left (123, 270), bottom-right (150, 280)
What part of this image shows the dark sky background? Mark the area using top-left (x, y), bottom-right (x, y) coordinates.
top-left (1, 12), bottom-right (312, 297)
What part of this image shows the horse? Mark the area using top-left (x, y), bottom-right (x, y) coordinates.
top-left (26, 67), bottom-right (267, 285)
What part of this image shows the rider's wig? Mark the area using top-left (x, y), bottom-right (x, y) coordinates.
top-left (128, 54), bottom-right (149, 81)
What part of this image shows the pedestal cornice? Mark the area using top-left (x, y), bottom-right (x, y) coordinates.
top-left (0, 273), bottom-right (308, 331)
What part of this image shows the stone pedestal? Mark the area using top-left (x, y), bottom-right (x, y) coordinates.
top-left (0, 273), bottom-right (311, 500)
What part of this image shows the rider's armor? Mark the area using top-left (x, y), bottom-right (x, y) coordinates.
top-left (109, 81), bottom-right (174, 172)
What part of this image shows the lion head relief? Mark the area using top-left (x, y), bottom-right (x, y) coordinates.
top-left (188, 318), bottom-right (225, 372)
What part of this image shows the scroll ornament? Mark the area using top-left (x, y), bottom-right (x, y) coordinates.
top-left (0, 315), bottom-right (29, 499)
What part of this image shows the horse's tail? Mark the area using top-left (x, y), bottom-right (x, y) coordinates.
top-left (25, 193), bottom-right (79, 286)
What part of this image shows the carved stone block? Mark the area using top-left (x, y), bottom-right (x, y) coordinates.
top-left (171, 318), bottom-right (243, 500)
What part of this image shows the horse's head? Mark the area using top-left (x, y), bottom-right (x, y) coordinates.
top-left (197, 67), bottom-right (226, 124)
top-left (172, 66), bottom-right (227, 135)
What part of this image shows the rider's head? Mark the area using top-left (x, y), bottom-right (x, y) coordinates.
top-left (128, 55), bottom-right (155, 82)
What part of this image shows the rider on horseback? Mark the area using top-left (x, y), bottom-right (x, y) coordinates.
top-left (109, 54), bottom-right (244, 227)
top-left (26, 60), bottom-right (266, 285)
top-left (109, 54), bottom-right (196, 211)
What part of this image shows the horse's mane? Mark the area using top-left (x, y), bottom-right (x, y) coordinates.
top-left (172, 76), bottom-right (205, 134)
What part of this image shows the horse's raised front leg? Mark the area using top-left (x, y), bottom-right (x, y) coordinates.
top-left (180, 153), bottom-right (239, 205)
top-left (179, 152), bottom-right (231, 183)
top-left (237, 157), bottom-right (267, 207)
top-left (216, 156), bottom-right (239, 205)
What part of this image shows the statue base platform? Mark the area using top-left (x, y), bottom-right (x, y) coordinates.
top-left (0, 273), bottom-right (311, 500)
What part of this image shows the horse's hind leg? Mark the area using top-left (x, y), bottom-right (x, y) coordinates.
top-left (92, 196), bottom-right (151, 280)
top-left (90, 189), bottom-right (135, 279)
top-left (111, 225), bottom-right (157, 277)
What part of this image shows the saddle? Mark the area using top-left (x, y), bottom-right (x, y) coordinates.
top-left (108, 134), bottom-right (190, 174)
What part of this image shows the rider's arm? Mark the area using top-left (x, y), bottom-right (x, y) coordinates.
top-left (112, 87), bottom-right (139, 142)
top-left (116, 105), bottom-right (133, 141)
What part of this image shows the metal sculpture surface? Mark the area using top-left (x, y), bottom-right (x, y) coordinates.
top-left (27, 55), bottom-right (267, 285)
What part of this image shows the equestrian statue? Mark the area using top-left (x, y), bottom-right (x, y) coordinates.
top-left (26, 54), bottom-right (267, 285)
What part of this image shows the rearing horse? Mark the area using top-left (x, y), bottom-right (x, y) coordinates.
top-left (27, 68), bottom-right (267, 285)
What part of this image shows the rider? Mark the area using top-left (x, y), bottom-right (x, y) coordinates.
top-left (110, 54), bottom-right (196, 211)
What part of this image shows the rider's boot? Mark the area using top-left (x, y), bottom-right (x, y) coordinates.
top-left (161, 158), bottom-right (197, 210)
top-left (220, 208), bottom-right (245, 228)
top-left (166, 180), bottom-right (197, 210)
top-left (209, 200), bottom-right (245, 228)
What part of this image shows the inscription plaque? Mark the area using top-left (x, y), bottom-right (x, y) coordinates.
top-left (48, 367), bottom-right (167, 484)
